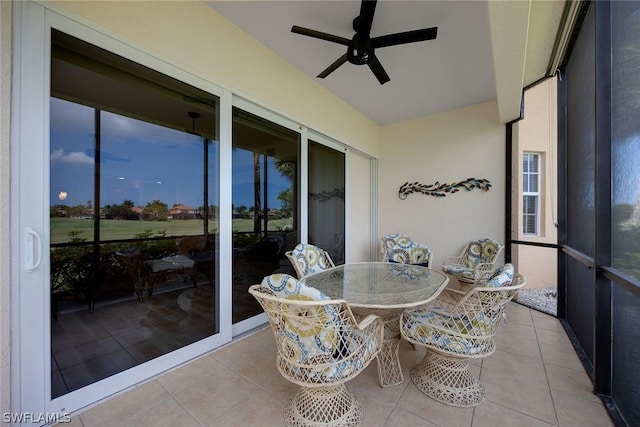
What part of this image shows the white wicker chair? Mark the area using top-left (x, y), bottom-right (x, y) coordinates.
top-left (441, 238), bottom-right (504, 284)
top-left (250, 274), bottom-right (384, 426)
top-left (285, 243), bottom-right (336, 278)
top-left (380, 233), bottom-right (433, 267)
top-left (400, 265), bottom-right (525, 407)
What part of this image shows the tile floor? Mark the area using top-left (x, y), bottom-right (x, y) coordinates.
top-left (65, 302), bottom-right (614, 427)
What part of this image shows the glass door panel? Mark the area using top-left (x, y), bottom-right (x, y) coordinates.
top-left (231, 107), bottom-right (299, 324)
top-left (308, 140), bottom-right (345, 265)
top-left (50, 30), bottom-right (220, 397)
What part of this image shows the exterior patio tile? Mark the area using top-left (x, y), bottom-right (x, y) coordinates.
top-left (115, 396), bottom-right (199, 427)
top-left (383, 406), bottom-right (439, 426)
top-left (494, 323), bottom-right (541, 358)
top-left (200, 389), bottom-right (285, 427)
top-left (172, 366), bottom-right (262, 423)
top-left (481, 348), bottom-right (549, 390)
top-left (532, 312), bottom-right (566, 333)
top-left (396, 381), bottom-right (474, 427)
top-left (63, 305), bottom-right (615, 427)
top-left (79, 380), bottom-right (170, 426)
top-left (505, 302), bottom-right (536, 327)
top-left (544, 362), bottom-right (601, 404)
top-left (481, 368), bottom-right (556, 424)
top-left (552, 389), bottom-right (613, 427)
top-left (156, 354), bottom-right (229, 395)
top-left (472, 400), bottom-right (555, 427)
top-left (538, 337), bottom-right (583, 371)
top-left (353, 387), bottom-right (397, 427)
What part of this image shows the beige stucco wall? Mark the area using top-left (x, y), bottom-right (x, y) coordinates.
top-left (0, 0), bottom-right (12, 416)
top-left (512, 77), bottom-right (558, 289)
top-left (378, 101), bottom-right (505, 270)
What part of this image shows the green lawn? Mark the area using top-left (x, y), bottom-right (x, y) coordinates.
top-left (51, 217), bottom-right (293, 244)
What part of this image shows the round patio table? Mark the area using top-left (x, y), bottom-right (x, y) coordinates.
top-left (301, 262), bottom-right (449, 387)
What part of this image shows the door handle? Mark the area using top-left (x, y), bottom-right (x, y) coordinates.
top-left (25, 227), bottom-right (42, 272)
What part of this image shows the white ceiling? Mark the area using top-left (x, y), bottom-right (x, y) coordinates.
top-left (207, 1), bottom-right (566, 126)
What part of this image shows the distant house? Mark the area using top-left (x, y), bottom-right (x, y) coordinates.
top-left (169, 204), bottom-right (198, 220)
top-left (131, 206), bottom-right (144, 219)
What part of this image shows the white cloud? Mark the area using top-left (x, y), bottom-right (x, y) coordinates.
top-left (50, 148), bottom-right (94, 165)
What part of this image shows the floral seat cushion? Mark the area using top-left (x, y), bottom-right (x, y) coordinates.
top-left (442, 238), bottom-right (503, 281)
top-left (382, 234), bottom-right (431, 266)
top-left (401, 307), bottom-right (493, 355)
top-left (463, 238), bottom-right (502, 267)
top-left (290, 244), bottom-right (333, 276)
top-left (261, 274), bottom-right (364, 381)
top-left (441, 264), bottom-right (477, 281)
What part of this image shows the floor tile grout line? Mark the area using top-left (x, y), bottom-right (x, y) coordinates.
top-left (531, 306), bottom-right (562, 427)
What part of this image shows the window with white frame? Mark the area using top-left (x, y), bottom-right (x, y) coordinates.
top-left (523, 153), bottom-right (541, 235)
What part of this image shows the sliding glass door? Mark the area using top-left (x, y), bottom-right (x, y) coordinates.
top-left (50, 30), bottom-right (220, 398)
top-left (13, 3), bottom-right (359, 416)
top-left (308, 140), bottom-right (345, 265)
top-left (231, 107), bottom-right (299, 325)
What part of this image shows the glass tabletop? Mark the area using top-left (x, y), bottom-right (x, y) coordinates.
top-left (301, 262), bottom-right (449, 309)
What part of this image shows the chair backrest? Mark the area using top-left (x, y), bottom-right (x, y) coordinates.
top-left (260, 273), bottom-right (330, 300)
top-left (177, 235), bottom-right (207, 255)
top-left (249, 274), bottom-right (383, 385)
top-left (380, 233), bottom-right (432, 266)
top-left (401, 273), bottom-right (526, 357)
top-left (485, 263), bottom-right (515, 287)
top-left (285, 243), bottom-right (335, 278)
top-left (460, 273), bottom-right (525, 339)
top-left (116, 248), bottom-right (144, 278)
top-left (462, 238), bottom-right (504, 267)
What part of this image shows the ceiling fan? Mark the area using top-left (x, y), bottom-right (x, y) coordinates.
top-left (291, 0), bottom-right (438, 85)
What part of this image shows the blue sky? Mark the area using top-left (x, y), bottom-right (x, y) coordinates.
top-left (50, 98), bottom-right (291, 210)
top-left (51, 97), bottom-right (640, 210)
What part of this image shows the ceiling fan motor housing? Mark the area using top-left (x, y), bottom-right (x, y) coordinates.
top-left (347, 37), bottom-right (374, 65)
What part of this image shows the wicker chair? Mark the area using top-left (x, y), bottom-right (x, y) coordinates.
top-left (250, 274), bottom-right (384, 427)
top-left (400, 264), bottom-right (525, 407)
top-left (441, 238), bottom-right (504, 284)
top-left (380, 233), bottom-right (433, 267)
top-left (117, 246), bottom-right (198, 301)
top-left (177, 235), bottom-right (215, 285)
top-left (285, 243), bottom-right (336, 278)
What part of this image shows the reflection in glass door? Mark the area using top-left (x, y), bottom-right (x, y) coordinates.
top-left (231, 107), bottom-right (300, 324)
top-left (50, 30), bottom-right (220, 397)
top-left (309, 140), bottom-right (345, 265)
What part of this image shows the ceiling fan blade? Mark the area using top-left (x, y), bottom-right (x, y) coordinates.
top-left (357, 0), bottom-right (377, 37)
top-left (372, 27), bottom-right (438, 49)
top-left (291, 25), bottom-right (351, 46)
top-left (317, 54), bottom-right (348, 78)
top-left (368, 55), bottom-right (390, 85)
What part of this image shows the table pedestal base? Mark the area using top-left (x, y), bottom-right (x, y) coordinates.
top-left (357, 308), bottom-right (405, 388)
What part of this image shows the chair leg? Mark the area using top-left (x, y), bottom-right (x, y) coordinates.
top-left (410, 350), bottom-right (486, 407)
top-left (285, 384), bottom-right (362, 427)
